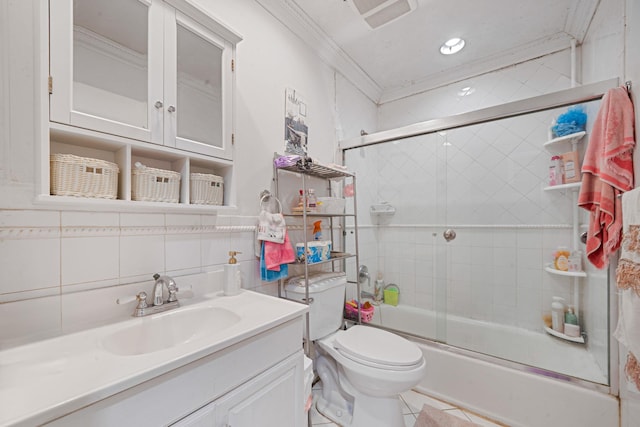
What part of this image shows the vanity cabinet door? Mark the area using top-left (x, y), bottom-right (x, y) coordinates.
top-left (215, 353), bottom-right (304, 427)
top-left (171, 401), bottom-right (217, 427)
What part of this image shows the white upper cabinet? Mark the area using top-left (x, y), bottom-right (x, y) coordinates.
top-left (49, 0), bottom-right (240, 161)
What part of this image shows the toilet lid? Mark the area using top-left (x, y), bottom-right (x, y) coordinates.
top-left (334, 325), bottom-right (423, 369)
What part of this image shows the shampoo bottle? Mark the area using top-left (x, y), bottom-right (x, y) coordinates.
top-left (551, 296), bottom-right (565, 333)
top-left (224, 251), bottom-right (242, 296)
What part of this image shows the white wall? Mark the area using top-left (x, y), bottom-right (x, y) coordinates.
top-left (0, 0), bottom-right (376, 347)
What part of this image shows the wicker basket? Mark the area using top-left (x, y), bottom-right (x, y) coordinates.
top-left (132, 164), bottom-right (181, 203)
top-left (50, 153), bottom-right (119, 199)
top-left (190, 173), bottom-right (223, 205)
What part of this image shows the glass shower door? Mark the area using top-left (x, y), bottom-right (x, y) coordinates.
top-left (437, 102), bottom-right (609, 385)
top-left (343, 97), bottom-right (609, 385)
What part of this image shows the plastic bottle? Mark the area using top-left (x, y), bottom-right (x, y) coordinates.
top-left (551, 296), bottom-right (565, 333)
top-left (568, 251), bottom-right (582, 272)
top-left (549, 156), bottom-right (564, 186)
top-left (313, 220), bottom-right (322, 240)
top-left (223, 251), bottom-right (242, 296)
top-left (307, 189), bottom-right (317, 211)
top-left (375, 272), bottom-right (385, 303)
top-left (565, 306), bottom-right (578, 325)
top-left (554, 246), bottom-right (570, 271)
top-left (564, 306), bottom-right (581, 337)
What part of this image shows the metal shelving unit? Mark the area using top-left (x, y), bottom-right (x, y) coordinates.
top-left (273, 154), bottom-right (360, 356)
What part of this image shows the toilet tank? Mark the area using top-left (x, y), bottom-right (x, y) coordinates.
top-left (285, 272), bottom-right (346, 341)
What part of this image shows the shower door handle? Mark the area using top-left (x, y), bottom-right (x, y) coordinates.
top-left (443, 229), bottom-right (456, 242)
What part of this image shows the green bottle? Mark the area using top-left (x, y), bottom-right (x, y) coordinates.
top-left (565, 306), bottom-right (578, 325)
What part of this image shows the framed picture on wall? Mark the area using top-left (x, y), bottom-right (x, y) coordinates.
top-left (284, 88), bottom-right (308, 156)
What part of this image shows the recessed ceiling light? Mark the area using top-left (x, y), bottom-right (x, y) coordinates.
top-left (440, 38), bottom-right (465, 55)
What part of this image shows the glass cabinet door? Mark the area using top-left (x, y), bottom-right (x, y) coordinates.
top-left (166, 11), bottom-right (234, 160)
top-left (50, 0), bottom-right (157, 143)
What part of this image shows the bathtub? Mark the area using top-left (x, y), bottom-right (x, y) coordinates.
top-left (368, 303), bottom-right (619, 427)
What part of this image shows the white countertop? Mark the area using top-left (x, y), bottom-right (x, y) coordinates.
top-left (0, 290), bottom-right (307, 427)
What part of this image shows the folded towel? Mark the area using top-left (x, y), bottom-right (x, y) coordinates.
top-left (578, 86), bottom-right (636, 268)
top-left (260, 241), bottom-right (289, 282)
top-left (264, 230), bottom-right (295, 271)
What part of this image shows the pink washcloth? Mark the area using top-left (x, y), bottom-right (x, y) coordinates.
top-left (264, 230), bottom-right (295, 271)
top-left (578, 86), bottom-right (636, 269)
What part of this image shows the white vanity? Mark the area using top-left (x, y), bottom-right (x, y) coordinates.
top-left (0, 291), bottom-right (307, 426)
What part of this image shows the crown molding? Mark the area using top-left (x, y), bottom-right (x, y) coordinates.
top-left (258, 0), bottom-right (599, 105)
top-left (379, 32), bottom-right (573, 104)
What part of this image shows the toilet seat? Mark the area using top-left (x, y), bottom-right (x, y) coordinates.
top-left (333, 325), bottom-right (423, 371)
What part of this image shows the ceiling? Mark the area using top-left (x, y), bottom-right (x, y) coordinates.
top-left (257, 0), bottom-right (601, 104)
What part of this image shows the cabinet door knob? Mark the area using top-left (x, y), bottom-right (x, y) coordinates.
top-left (154, 101), bottom-right (163, 109)
top-left (167, 105), bottom-right (176, 113)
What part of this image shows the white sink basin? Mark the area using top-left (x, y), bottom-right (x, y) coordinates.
top-left (101, 306), bottom-right (240, 356)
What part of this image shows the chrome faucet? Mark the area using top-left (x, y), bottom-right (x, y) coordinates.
top-left (359, 265), bottom-right (382, 304)
top-left (117, 273), bottom-right (184, 317)
top-left (152, 273), bottom-right (178, 306)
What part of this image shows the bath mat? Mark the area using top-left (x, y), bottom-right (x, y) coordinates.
top-left (414, 403), bottom-right (479, 427)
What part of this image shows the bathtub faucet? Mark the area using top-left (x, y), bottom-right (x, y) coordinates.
top-left (359, 265), bottom-right (382, 305)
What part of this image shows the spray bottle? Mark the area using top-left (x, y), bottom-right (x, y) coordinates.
top-left (313, 220), bottom-right (322, 240)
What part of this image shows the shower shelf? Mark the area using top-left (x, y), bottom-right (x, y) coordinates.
top-left (543, 131), bottom-right (586, 150)
top-left (544, 326), bottom-right (585, 344)
top-left (543, 182), bottom-right (581, 192)
top-left (544, 265), bottom-right (587, 278)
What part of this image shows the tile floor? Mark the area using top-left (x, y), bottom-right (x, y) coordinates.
top-left (310, 383), bottom-right (503, 426)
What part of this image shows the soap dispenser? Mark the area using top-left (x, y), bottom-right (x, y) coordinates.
top-left (224, 251), bottom-right (242, 296)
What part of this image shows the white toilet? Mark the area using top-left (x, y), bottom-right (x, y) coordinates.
top-left (285, 273), bottom-right (426, 427)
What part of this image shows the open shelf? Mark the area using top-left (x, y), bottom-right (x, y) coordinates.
top-left (290, 252), bottom-right (355, 266)
top-left (544, 264), bottom-right (587, 278)
top-left (543, 131), bottom-right (586, 150)
top-left (544, 326), bottom-right (585, 344)
top-left (544, 182), bottom-right (581, 192)
top-left (277, 161), bottom-right (354, 179)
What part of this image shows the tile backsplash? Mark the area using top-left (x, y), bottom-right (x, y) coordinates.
top-left (0, 209), bottom-right (264, 347)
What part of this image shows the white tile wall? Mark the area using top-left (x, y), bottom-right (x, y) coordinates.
top-left (0, 211), bottom-right (264, 346)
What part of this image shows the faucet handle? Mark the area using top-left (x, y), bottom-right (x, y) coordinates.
top-left (117, 291), bottom-right (149, 314)
top-left (116, 291), bottom-right (146, 305)
top-left (168, 284), bottom-right (192, 302)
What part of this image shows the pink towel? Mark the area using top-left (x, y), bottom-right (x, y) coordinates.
top-left (578, 86), bottom-right (636, 269)
top-left (264, 230), bottom-right (295, 271)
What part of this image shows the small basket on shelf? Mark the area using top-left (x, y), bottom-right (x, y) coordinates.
top-left (190, 173), bottom-right (223, 205)
top-left (131, 162), bottom-right (180, 203)
top-left (50, 153), bottom-right (119, 199)
top-left (344, 300), bottom-right (375, 323)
